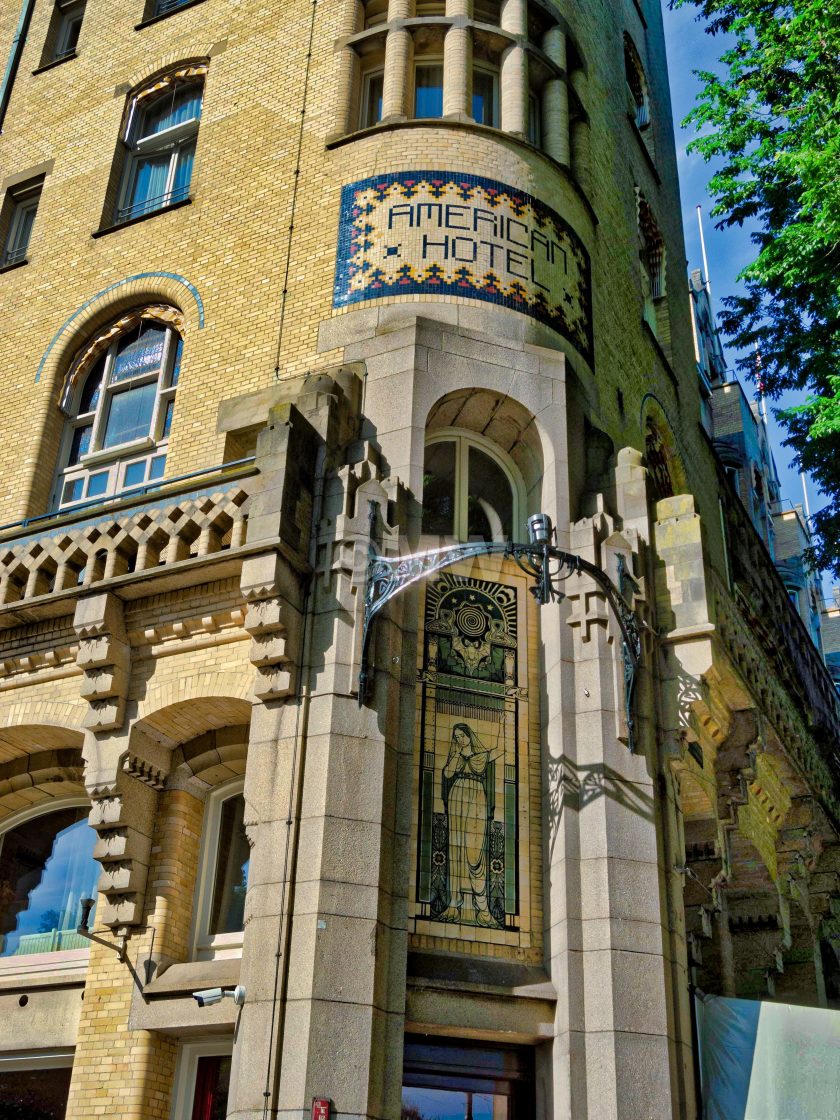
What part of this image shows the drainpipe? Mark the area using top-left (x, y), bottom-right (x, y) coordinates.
top-left (0, 0), bottom-right (35, 134)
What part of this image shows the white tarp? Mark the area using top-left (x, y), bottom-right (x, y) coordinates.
top-left (697, 993), bottom-right (840, 1120)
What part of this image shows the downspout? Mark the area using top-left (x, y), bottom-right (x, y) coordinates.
top-left (0, 0), bottom-right (36, 134)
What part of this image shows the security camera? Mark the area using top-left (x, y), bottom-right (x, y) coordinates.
top-left (192, 985), bottom-right (246, 1008)
top-left (193, 987), bottom-right (224, 1007)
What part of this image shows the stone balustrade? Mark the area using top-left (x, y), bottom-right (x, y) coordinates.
top-left (0, 470), bottom-right (255, 610)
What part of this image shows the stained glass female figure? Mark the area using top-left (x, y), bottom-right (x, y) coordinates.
top-left (439, 723), bottom-right (503, 927)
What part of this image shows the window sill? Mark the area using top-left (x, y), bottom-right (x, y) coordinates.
top-left (0, 948), bottom-right (89, 987)
top-left (32, 51), bottom-right (78, 76)
top-left (92, 196), bottom-right (192, 238)
top-left (135, 0), bottom-right (208, 31)
top-left (0, 258), bottom-right (28, 274)
top-left (77, 437), bottom-right (155, 470)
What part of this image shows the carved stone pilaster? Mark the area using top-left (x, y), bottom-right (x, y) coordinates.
top-left (83, 729), bottom-right (172, 927)
top-left (74, 592), bottom-right (130, 732)
top-left (240, 551), bottom-right (301, 702)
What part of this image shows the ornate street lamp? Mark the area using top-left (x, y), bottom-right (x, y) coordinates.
top-left (359, 513), bottom-right (642, 750)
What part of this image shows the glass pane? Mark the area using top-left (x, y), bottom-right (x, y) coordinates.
top-left (209, 796), bottom-right (250, 936)
top-left (472, 70), bottom-right (497, 126)
top-left (149, 454), bottom-right (166, 481)
top-left (467, 446), bottom-right (513, 542)
top-left (401, 1087), bottom-right (508, 1119)
top-left (123, 461), bottom-right (147, 488)
top-left (170, 336), bottom-right (183, 385)
top-left (0, 1067), bottom-right (72, 1120)
top-left (78, 358), bottom-right (103, 413)
top-left (6, 199), bottom-right (38, 258)
top-left (102, 381), bottom-right (157, 448)
top-left (191, 1056), bottom-right (231, 1120)
top-left (110, 323), bottom-right (166, 384)
top-left (86, 470), bottom-right (110, 498)
top-left (68, 424), bottom-right (92, 466)
top-left (415, 65), bottom-right (444, 118)
top-left (528, 93), bottom-right (541, 146)
top-left (162, 398), bottom-right (175, 438)
top-left (141, 83), bottom-right (202, 138)
top-left (422, 441), bottom-right (456, 536)
top-left (0, 808), bottom-right (99, 957)
top-left (172, 139), bottom-right (196, 201)
top-left (363, 73), bottom-right (384, 128)
top-left (127, 152), bottom-right (171, 214)
top-left (62, 477), bottom-right (84, 504)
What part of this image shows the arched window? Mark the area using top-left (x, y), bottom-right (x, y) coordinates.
top-left (192, 782), bottom-right (250, 959)
top-left (115, 64), bottom-right (206, 225)
top-left (0, 802), bottom-right (98, 962)
top-left (422, 431), bottom-right (520, 543)
top-left (624, 35), bottom-right (651, 132)
top-left (53, 308), bottom-right (182, 510)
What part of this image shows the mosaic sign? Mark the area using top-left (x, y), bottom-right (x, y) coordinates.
top-left (334, 171), bottom-right (593, 364)
top-left (411, 568), bottom-right (534, 950)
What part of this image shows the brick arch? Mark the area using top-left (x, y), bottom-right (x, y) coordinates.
top-left (0, 747), bottom-right (86, 824)
top-left (34, 272), bottom-right (205, 389)
top-left (0, 718), bottom-right (85, 766)
top-left (121, 54), bottom-right (210, 101)
top-left (170, 725), bottom-right (249, 788)
top-left (424, 387), bottom-right (544, 514)
top-left (134, 685), bottom-right (252, 750)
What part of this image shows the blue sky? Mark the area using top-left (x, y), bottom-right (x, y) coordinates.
top-left (660, 2), bottom-right (828, 586)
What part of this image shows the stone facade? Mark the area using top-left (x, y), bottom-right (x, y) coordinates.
top-left (0, 2), bottom-right (837, 1118)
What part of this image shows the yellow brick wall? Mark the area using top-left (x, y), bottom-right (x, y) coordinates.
top-left (0, 0), bottom-right (724, 572)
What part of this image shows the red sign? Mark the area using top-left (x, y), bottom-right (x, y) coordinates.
top-left (312, 1100), bottom-right (331, 1120)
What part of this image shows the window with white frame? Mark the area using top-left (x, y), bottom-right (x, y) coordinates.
top-left (170, 1039), bottom-right (233, 1120)
top-left (115, 65), bottom-right (206, 225)
top-left (53, 308), bottom-right (182, 511)
top-left (54, 1), bottom-right (85, 59)
top-left (0, 801), bottom-right (98, 972)
top-left (361, 67), bottom-right (384, 128)
top-left (1, 178), bottom-right (43, 267)
top-left (193, 782), bottom-right (250, 959)
top-left (422, 431), bottom-right (521, 543)
top-left (472, 65), bottom-right (499, 127)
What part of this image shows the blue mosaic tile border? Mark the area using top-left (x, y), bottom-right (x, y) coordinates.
top-left (334, 170), bottom-right (594, 366)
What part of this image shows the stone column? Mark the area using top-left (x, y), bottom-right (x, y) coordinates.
top-left (500, 0), bottom-right (528, 135)
top-left (333, 0), bottom-right (365, 136)
top-left (541, 26), bottom-right (570, 164)
top-left (382, 0), bottom-right (414, 119)
top-left (443, 2), bottom-right (472, 118)
top-left (569, 68), bottom-right (591, 191)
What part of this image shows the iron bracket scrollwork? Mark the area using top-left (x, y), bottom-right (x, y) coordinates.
top-left (359, 534), bottom-right (642, 752)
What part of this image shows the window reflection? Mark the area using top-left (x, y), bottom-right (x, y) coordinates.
top-left (401, 1087), bottom-right (508, 1119)
top-left (0, 807), bottom-right (98, 957)
top-left (422, 436), bottom-right (517, 543)
top-left (208, 795), bottom-right (249, 935)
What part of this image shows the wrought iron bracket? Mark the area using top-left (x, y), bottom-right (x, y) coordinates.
top-left (359, 537), bottom-right (642, 750)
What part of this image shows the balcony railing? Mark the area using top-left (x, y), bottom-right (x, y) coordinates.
top-left (1, 243), bottom-right (27, 267)
top-left (115, 183), bottom-right (189, 225)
